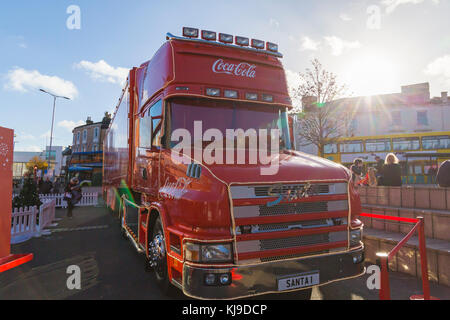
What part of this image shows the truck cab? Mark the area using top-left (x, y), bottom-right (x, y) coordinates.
top-left (103, 28), bottom-right (364, 299)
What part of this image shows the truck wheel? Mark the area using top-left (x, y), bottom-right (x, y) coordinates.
top-left (149, 217), bottom-right (174, 296)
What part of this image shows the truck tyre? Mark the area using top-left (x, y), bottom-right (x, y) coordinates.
top-left (150, 216), bottom-right (174, 296)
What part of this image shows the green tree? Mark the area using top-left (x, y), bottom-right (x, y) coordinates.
top-left (12, 176), bottom-right (42, 208)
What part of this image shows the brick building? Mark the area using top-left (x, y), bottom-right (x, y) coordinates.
top-left (68, 112), bottom-right (111, 185)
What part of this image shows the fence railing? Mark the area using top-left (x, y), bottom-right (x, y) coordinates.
top-left (360, 212), bottom-right (439, 300)
top-left (13, 192), bottom-right (99, 208)
top-left (11, 199), bottom-right (56, 244)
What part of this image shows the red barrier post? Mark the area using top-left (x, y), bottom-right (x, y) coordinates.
top-left (376, 252), bottom-right (391, 300)
top-left (410, 216), bottom-right (433, 300)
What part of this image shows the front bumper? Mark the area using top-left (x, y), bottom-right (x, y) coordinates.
top-left (182, 246), bottom-right (365, 300)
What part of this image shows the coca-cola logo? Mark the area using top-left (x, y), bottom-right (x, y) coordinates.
top-left (212, 59), bottom-right (256, 78)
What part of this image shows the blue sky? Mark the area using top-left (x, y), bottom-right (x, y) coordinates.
top-left (1, 0), bottom-right (450, 152)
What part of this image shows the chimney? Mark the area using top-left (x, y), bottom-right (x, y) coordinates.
top-left (441, 92), bottom-right (448, 103)
top-left (86, 116), bottom-right (93, 125)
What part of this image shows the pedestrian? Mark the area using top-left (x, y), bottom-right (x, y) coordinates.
top-left (38, 177), bottom-right (44, 194)
top-left (360, 167), bottom-right (378, 187)
top-left (42, 177), bottom-right (53, 194)
top-left (53, 178), bottom-right (61, 194)
top-left (375, 156), bottom-right (384, 177)
top-left (436, 160), bottom-right (450, 187)
top-left (64, 177), bottom-right (82, 218)
top-left (380, 153), bottom-right (402, 186)
top-left (350, 158), bottom-right (364, 187)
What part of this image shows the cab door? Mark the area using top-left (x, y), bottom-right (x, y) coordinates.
top-left (134, 99), bottom-right (163, 199)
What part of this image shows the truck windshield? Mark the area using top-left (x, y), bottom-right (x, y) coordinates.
top-left (167, 97), bottom-right (291, 151)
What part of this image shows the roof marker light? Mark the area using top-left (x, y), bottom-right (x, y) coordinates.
top-left (262, 94), bottom-right (274, 102)
top-left (224, 90), bottom-right (238, 99)
top-left (201, 30), bottom-right (216, 41)
top-left (183, 27), bottom-right (199, 38)
top-left (251, 39), bottom-right (265, 49)
top-left (219, 33), bottom-right (233, 43)
top-left (266, 42), bottom-right (278, 52)
top-left (206, 88), bottom-right (221, 97)
top-left (245, 92), bottom-right (258, 101)
top-left (235, 36), bottom-right (249, 46)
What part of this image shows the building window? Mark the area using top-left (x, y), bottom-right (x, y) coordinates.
top-left (417, 111), bottom-right (428, 126)
top-left (92, 144), bottom-right (98, 152)
top-left (93, 127), bottom-right (99, 142)
top-left (350, 119), bottom-right (357, 134)
top-left (391, 111), bottom-right (402, 125)
top-left (82, 129), bottom-right (87, 143)
top-left (76, 132), bottom-right (80, 144)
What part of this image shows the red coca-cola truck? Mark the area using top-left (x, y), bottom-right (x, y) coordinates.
top-left (103, 27), bottom-right (365, 299)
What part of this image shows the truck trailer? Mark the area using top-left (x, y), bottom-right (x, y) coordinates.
top-left (103, 27), bottom-right (365, 299)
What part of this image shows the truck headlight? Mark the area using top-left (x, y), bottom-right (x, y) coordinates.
top-left (350, 229), bottom-right (362, 247)
top-left (184, 242), bottom-right (233, 263)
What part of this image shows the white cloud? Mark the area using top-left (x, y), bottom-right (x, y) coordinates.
top-left (300, 36), bottom-right (320, 51)
top-left (324, 36), bottom-right (361, 56)
top-left (16, 131), bottom-right (36, 141)
top-left (339, 13), bottom-right (352, 21)
top-left (424, 54), bottom-right (450, 86)
top-left (285, 69), bottom-right (302, 91)
top-left (15, 145), bottom-right (43, 152)
top-left (75, 60), bottom-right (129, 85)
top-left (381, 0), bottom-right (440, 14)
top-left (58, 120), bottom-right (85, 132)
top-left (285, 70), bottom-right (303, 110)
top-left (4, 68), bottom-right (78, 99)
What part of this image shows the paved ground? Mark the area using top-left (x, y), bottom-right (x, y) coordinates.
top-left (1, 204), bottom-right (449, 300)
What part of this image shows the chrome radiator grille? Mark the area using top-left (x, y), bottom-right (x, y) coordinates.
top-left (231, 182), bottom-right (349, 264)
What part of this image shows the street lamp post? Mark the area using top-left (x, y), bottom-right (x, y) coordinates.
top-left (39, 89), bottom-right (70, 178)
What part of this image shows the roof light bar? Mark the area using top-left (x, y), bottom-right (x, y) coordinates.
top-left (183, 27), bottom-right (199, 38)
top-left (219, 33), bottom-right (233, 43)
top-left (235, 36), bottom-right (249, 47)
top-left (251, 39), bottom-right (265, 49)
top-left (201, 30), bottom-right (216, 41)
top-left (266, 42), bottom-right (278, 52)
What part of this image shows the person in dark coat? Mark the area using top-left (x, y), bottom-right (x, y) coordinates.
top-left (350, 158), bottom-right (364, 187)
top-left (436, 160), bottom-right (450, 187)
top-left (380, 153), bottom-right (402, 186)
top-left (375, 156), bottom-right (384, 177)
top-left (64, 177), bottom-right (82, 218)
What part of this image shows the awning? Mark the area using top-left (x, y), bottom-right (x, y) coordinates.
top-left (68, 166), bottom-right (93, 172)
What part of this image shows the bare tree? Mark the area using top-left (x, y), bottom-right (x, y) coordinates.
top-left (291, 58), bottom-right (352, 157)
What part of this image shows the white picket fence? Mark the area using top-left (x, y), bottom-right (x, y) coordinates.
top-left (13, 192), bottom-right (99, 208)
top-left (10, 192), bottom-right (99, 244)
top-left (10, 199), bottom-right (56, 244)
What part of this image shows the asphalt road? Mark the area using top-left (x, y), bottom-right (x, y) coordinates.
top-left (1, 204), bottom-right (448, 300)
